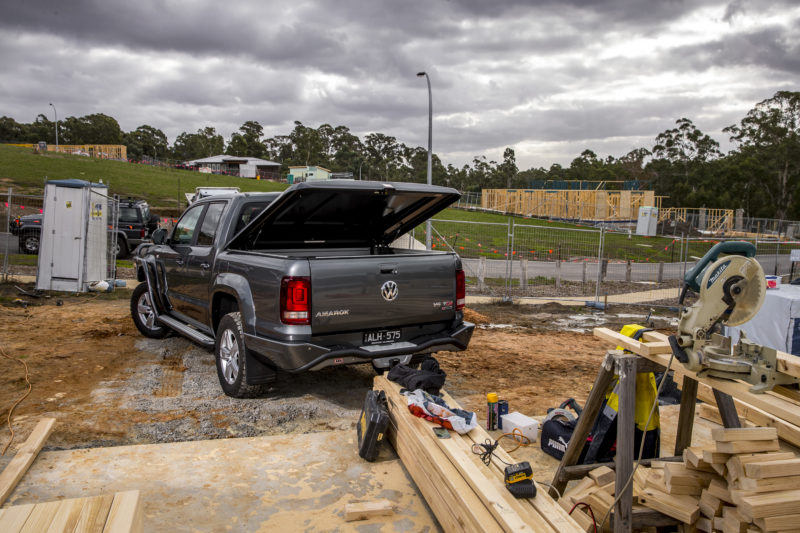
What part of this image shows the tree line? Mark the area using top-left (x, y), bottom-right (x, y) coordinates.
top-left (1, 91), bottom-right (797, 219)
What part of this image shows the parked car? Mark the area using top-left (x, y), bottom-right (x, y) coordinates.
top-left (11, 197), bottom-right (158, 258)
top-left (131, 181), bottom-right (474, 397)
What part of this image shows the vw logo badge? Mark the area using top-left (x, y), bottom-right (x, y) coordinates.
top-left (381, 280), bottom-right (398, 301)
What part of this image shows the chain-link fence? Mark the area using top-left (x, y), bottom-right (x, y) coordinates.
top-left (420, 217), bottom-right (800, 307)
top-left (1, 188), bottom-right (119, 289)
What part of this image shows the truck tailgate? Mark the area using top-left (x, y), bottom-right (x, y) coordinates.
top-left (310, 254), bottom-right (456, 335)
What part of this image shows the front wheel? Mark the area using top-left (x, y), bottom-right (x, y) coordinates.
top-left (130, 283), bottom-right (170, 338)
top-left (20, 232), bottom-right (40, 254)
top-left (215, 312), bottom-right (265, 398)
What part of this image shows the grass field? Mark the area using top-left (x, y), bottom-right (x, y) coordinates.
top-left (0, 144), bottom-right (287, 210)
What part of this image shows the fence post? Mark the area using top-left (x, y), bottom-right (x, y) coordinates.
top-left (657, 262), bottom-right (664, 283)
top-left (595, 227), bottom-right (605, 303)
top-left (556, 260), bottom-right (562, 289)
top-left (625, 260), bottom-right (631, 282)
top-left (520, 257), bottom-right (528, 294)
top-left (478, 256), bottom-right (486, 292)
top-left (2, 187), bottom-right (10, 282)
top-left (582, 261), bottom-right (587, 284)
top-left (504, 220), bottom-right (514, 301)
top-left (775, 242), bottom-right (780, 276)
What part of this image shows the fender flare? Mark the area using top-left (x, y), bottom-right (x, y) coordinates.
top-left (212, 273), bottom-right (257, 333)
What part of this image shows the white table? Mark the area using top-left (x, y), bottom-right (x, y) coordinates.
top-left (725, 284), bottom-right (800, 355)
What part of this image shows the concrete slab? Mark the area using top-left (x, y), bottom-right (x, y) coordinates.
top-left (4, 431), bottom-right (439, 532)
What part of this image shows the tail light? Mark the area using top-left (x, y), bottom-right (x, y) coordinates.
top-left (280, 276), bottom-right (311, 325)
top-left (140, 228), bottom-right (145, 239)
top-left (456, 269), bottom-right (465, 310)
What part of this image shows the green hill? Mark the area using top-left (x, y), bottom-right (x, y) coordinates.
top-left (0, 144), bottom-right (288, 210)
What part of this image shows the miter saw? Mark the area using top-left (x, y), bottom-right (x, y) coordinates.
top-left (669, 241), bottom-right (800, 393)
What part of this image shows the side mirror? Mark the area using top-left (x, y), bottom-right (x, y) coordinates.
top-left (152, 228), bottom-right (168, 245)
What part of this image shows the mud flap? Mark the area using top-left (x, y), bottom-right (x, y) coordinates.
top-left (245, 351), bottom-right (277, 385)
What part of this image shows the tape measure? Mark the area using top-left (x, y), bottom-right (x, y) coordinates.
top-left (504, 462), bottom-right (537, 499)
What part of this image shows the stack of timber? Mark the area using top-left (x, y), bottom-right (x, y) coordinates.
top-left (373, 376), bottom-right (583, 533)
top-left (629, 426), bottom-right (800, 532)
top-left (0, 491), bottom-right (143, 533)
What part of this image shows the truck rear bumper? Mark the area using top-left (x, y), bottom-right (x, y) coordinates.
top-left (244, 321), bottom-right (475, 373)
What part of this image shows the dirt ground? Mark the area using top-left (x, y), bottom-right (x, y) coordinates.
top-left (0, 283), bottom-right (678, 455)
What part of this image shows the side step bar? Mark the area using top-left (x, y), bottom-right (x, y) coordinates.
top-left (157, 315), bottom-right (215, 349)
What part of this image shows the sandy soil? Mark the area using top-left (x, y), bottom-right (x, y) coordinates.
top-left (0, 284), bottom-right (675, 454)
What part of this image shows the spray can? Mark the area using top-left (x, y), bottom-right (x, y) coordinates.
top-left (487, 392), bottom-right (499, 430)
top-left (498, 400), bottom-right (509, 430)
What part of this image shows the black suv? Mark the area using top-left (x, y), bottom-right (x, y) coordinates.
top-left (10, 198), bottom-right (158, 258)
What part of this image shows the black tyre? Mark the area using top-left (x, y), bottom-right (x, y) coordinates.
top-left (130, 283), bottom-right (170, 339)
top-left (215, 312), bottom-right (265, 398)
top-left (20, 231), bottom-right (40, 255)
top-left (113, 238), bottom-right (129, 259)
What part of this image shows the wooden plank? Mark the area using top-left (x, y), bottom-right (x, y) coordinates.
top-left (344, 500), bottom-right (393, 522)
top-left (701, 449), bottom-right (731, 465)
top-left (558, 498), bottom-right (594, 533)
top-left (0, 418), bottom-right (56, 506)
top-left (745, 459), bottom-right (800, 479)
top-left (699, 489), bottom-right (723, 518)
top-left (380, 379), bottom-right (502, 533)
top-left (45, 497), bottom-right (87, 533)
top-left (707, 478), bottom-right (734, 504)
top-left (439, 389), bottom-right (582, 533)
top-left (19, 500), bottom-right (61, 533)
top-left (637, 488), bottom-right (700, 524)
top-left (593, 328), bottom-right (800, 428)
top-left (716, 439), bottom-right (780, 454)
top-left (592, 328), bottom-right (671, 356)
top-left (0, 503), bottom-right (35, 533)
top-left (739, 489), bottom-right (800, 519)
top-left (738, 475), bottom-right (800, 492)
top-left (696, 383), bottom-right (800, 447)
top-left (73, 494), bottom-right (114, 533)
top-left (561, 456), bottom-right (682, 481)
top-left (594, 327), bottom-right (800, 380)
top-left (696, 515), bottom-right (713, 532)
top-left (726, 452), bottom-right (796, 483)
top-left (754, 513), bottom-right (800, 531)
top-left (103, 490), bottom-right (143, 533)
top-left (712, 427), bottom-right (778, 442)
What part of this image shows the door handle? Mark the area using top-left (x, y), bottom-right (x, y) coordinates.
top-left (200, 263), bottom-right (210, 269)
top-left (175, 259), bottom-right (184, 266)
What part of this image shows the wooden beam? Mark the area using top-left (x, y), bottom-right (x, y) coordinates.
top-left (561, 457), bottom-right (682, 481)
top-left (551, 352), bottom-right (617, 497)
top-left (103, 490), bottom-right (143, 533)
top-left (344, 500), bottom-right (393, 522)
top-left (0, 503), bottom-right (35, 533)
top-left (614, 355), bottom-right (636, 533)
top-left (593, 328), bottom-right (800, 429)
top-left (674, 376), bottom-right (698, 455)
top-left (711, 427), bottom-right (778, 442)
top-left (592, 328), bottom-right (671, 357)
top-left (0, 418), bottom-right (56, 506)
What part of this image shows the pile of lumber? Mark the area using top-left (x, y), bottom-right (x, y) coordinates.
top-left (633, 426), bottom-right (799, 532)
top-left (373, 375), bottom-right (583, 533)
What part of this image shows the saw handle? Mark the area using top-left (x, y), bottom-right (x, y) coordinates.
top-left (682, 241), bottom-right (756, 298)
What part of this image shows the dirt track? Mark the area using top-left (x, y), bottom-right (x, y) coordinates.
top-left (0, 285), bottom-right (677, 454)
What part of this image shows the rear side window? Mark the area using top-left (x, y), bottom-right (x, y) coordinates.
top-left (196, 202), bottom-right (225, 246)
top-left (235, 201), bottom-right (270, 234)
top-left (119, 207), bottom-right (139, 223)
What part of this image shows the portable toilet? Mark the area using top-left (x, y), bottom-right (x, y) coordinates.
top-left (636, 206), bottom-right (658, 237)
top-left (36, 179), bottom-right (109, 292)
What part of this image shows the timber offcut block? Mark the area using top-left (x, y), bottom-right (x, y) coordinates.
top-left (344, 500), bottom-right (394, 522)
top-left (588, 465), bottom-right (615, 487)
top-left (711, 427), bottom-right (778, 442)
top-left (715, 439), bottom-right (780, 454)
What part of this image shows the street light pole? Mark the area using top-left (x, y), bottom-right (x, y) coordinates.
top-left (417, 71), bottom-right (433, 250)
top-left (49, 103), bottom-right (59, 151)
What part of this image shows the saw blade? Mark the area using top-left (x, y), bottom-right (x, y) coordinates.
top-left (699, 255), bottom-right (765, 326)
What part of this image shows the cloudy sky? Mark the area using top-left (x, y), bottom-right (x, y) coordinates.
top-left (1, 0), bottom-right (798, 169)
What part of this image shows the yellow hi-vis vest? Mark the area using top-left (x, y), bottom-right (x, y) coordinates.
top-left (605, 324), bottom-right (660, 432)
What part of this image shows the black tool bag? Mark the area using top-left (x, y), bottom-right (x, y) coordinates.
top-left (386, 357), bottom-right (446, 396)
top-left (357, 390), bottom-right (390, 462)
top-left (540, 418), bottom-right (576, 461)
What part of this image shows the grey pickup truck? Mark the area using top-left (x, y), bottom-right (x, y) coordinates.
top-left (130, 181), bottom-right (474, 397)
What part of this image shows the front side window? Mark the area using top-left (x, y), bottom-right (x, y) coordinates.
top-left (172, 205), bottom-right (204, 244)
top-left (196, 202), bottom-right (225, 246)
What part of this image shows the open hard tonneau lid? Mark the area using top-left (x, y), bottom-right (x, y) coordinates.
top-left (227, 181), bottom-right (460, 250)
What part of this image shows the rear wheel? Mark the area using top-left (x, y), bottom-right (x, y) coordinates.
top-left (113, 238), bottom-right (129, 259)
top-left (215, 312), bottom-right (265, 398)
top-left (20, 231), bottom-right (40, 254)
top-left (130, 283), bottom-right (170, 338)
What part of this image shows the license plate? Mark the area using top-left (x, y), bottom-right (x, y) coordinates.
top-left (363, 329), bottom-right (401, 345)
